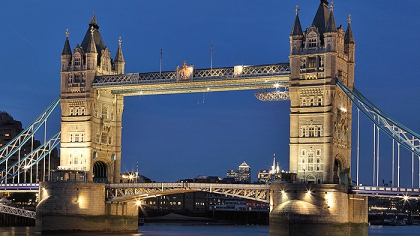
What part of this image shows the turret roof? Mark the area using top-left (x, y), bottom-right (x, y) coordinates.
top-left (81, 14), bottom-right (106, 57)
top-left (325, 8), bottom-right (337, 32)
top-left (344, 16), bottom-right (355, 44)
top-left (312, 0), bottom-right (330, 35)
top-left (61, 29), bottom-right (72, 55)
top-left (114, 37), bottom-right (124, 62)
top-left (291, 6), bottom-right (303, 36)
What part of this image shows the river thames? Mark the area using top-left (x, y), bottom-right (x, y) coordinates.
top-left (2, 224), bottom-right (420, 235)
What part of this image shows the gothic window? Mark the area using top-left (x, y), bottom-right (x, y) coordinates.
top-left (102, 106), bottom-right (108, 119)
top-left (308, 153), bottom-right (314, 163)
top-left (309, 127), bottom-right (315, 137)
top-left (310, 96), bottom-right (315, 106)
top-left (316, 149), bottom-right (321, 156)
top-left (101, 133), bottom-right (107, 144)
top-left (304, 126), bottom-right (309, 137)
top-left (308, 38), bottom-right (317, 48)
top-left (314, 126), bottom-right (319, 137)
top-left (74, 53), bottom-right (82, 67)
top-left (301, 97), bottom-right (307, 107)
top-left (69, 108), bottom-right (74, 116)
top-left (300, 59), bottom-right (306, 69)
top-left (308, 57), bottom-right (316, 68)
top-left (301, 149), bottom-right (306, 156)
top-left (317, 96), bottom-right (323, 106)
top-left (319, 56), bottom-right (324, 67)
top-left (108, 135), bottom-right (112, 145)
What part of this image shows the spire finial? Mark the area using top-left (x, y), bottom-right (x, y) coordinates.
top-left (295, 5), bottom-right (300, 15)
top-left (347, 14), bottom-right (352, 24)
top-left (93, 10), bottom-right (96, 19)
top-left (329, 1), bottom-right (334, 11)
top-left (118, 36), bottom-right (122, 46)
top-left (65, 28), bottom-right (69, 39)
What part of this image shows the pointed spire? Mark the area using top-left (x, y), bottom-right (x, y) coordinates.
top-left (114, 37), bottom-right (124, 62)
top-left (344, 14), bottom-right (355, 44)
top-left (89, 10), bottom-right (99, 29)
top-left (86, 26), bottom-right (97, 53)
top-left (325, 4), bottom-right (337, 32)
top-left (291, 5), bottom-right (303, 36)
top-left (61, 29), bottom-right (72, 55)
top-left (312, 0), bottom-right (330, 35)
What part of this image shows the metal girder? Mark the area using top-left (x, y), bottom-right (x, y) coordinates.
top-left (337, 79), bottom-right (420, 157)
top-left (0, 97), bottom-right (60, 166)
top-left (106, 183), bottom-right (270, 203)
top-left (92, 63), bottom-right (290, 96)
top-left (0, 204), bottom-right (36, 219)
top-left (0, 132), bottom-right (61, 183)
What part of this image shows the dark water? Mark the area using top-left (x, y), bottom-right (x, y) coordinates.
top-left (2, 224), bottom-right (420, 235)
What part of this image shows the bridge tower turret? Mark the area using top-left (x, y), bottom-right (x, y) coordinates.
top-left (288, 1), bottom-right (355, 185)
top-left (59, 13), bottom-right (124, 183)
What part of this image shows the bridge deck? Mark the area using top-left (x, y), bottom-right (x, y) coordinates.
top-left (92, 63), bottom-right (290, 96)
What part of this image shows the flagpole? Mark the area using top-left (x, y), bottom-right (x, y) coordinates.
top-left (210, 43), bottom-right (213, 72)
top-left (160, 46), bottom-right (163, 76)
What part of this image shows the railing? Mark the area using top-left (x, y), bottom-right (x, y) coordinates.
top-left (351, 185), bottom-right (420, 197)
top-left (0, 205), bottom-right (36, 219)
top-left (0, 183), bottom-right (39, 191)
top-left (92, 63), bottom-right (290, 87)
top-left (106, 182), bottom-right (270, 203)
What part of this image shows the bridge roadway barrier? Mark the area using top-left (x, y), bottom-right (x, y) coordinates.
top-left (0, 183), bottom-right (39, 192)
top-left (106, 182), bottom-right (270, 203)
top-left (351, 186), bottom-right (420, 197)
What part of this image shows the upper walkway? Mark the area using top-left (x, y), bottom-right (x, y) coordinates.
top-left (92, 63), bottom-right (290, 96)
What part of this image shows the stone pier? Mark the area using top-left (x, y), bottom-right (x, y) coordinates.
top-left (269, 183), bottom-right (368, 236)
top-left (35, 182), bottom-right (138, 233)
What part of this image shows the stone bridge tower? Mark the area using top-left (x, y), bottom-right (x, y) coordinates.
top-left (59, 14), bottom-right (125, 183)
top-left (289, 0), bottom-right (355, 185)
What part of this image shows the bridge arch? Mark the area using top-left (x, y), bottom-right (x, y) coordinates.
top-left (93, 161), bottom-right (108, 183)
top-left (333, 155), bottom-right (349, 185)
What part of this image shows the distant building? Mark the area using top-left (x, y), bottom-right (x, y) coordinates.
top-left (193, 175), bottom-right (221, 183)
top-left (0, 111), bottom-right (59, 183)
top-left (257, 170), bottom-right (270, 183)
top-left (226, 169), bottom-right (238, 181)
top-left (237, 161), bottom-right (251, 183)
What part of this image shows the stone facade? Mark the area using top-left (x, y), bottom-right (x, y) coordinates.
top-left (60, 15), bottom-right (125, 183)
top-left (269, 183), bottom-right (368, 235)
top-left (289, 0), bottom-right (355, 184)
top-left (35, 182), bottom-right (137, 233)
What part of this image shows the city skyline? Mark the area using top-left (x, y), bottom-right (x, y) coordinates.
top-left (1, 1), bottom-right (420, 185)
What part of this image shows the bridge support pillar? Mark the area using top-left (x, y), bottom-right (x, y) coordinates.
top-left (35, 182), bottom-right (138, 234)
top-left (269, 183), bottom-right (368, 236)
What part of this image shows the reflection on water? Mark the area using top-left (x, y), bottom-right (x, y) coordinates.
top-left (270, 222), bottom-right (368, 236)
top-left (3, 224), bottom-right (420, 236)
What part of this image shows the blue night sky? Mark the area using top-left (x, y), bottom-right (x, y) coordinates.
top-left (1, 1), bottom-right (420, 185)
